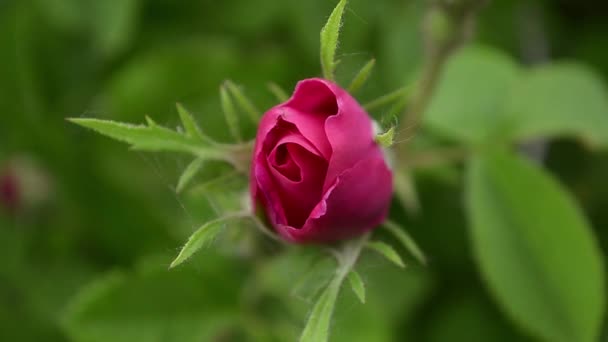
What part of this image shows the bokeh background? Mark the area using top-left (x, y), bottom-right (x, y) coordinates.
top-left (1, 0), bottom-right (607, 341)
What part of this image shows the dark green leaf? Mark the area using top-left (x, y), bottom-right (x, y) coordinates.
top-left (366, 241), bottom-right (405, 268)
top-left (383, 220), bottom-right (427, 265)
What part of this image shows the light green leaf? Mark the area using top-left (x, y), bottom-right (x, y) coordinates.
top-left (299, 278), bottom-right (342, 342)
top-left (348, 58), bottom-right (375, 93)
top-left (170, 214), bottom-right (246, 268)
top-left (363, 86), bottom-right (411, 111)
top-left (224, 80), bottom-right (260, 122)
top-left (383, 220), bottom-right (427, 265)
top-left (320, 0), bottom-right (348, 80)
top-left (268, 82), bottom-right (289, 102)
top-left (505, 63), bottom-right (608, 148)
top-left (374, 126), bottom-right (395, 148)
top-left (347, 270), bottom-right (365, 304)
top-left (68, 118), bottom-right (222, 160)
top-left (394, 171), bottom-right (421, 214)
top-left (176, 158), bottom-right (204, 193)
top-left (366, 241), bottom-right (405, 268)
top-left (176, 102), bottom-right (207, 142)
top-left (424, 45), bottom-right (521, 143)
top-left (467, 149), bottom-right (605, 342)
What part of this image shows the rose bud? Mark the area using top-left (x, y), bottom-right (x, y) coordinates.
top-left (250, 78), bottom-right (393, 243)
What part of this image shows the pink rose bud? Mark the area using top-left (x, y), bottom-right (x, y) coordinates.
top-left (250, 78), bottom-right (393, 243)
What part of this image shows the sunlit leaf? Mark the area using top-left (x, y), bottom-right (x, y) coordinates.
top-left (366, 241), bottom-right (405, 268)
top-left (467, 149), bottom-right (605, 342)
top-left (347, 270), bottom-right (365, 304)
top-left (176, 103), bottom-right (208, 142)
top-left (170, 214), bottom-right (247, 268)
top-left (299, 278), bottom-right (342, 342)
top-left (320, 0), bottom-right (348, 80)
top-left (348, 58), bottom-right (375, 93)
top-left (68, 118), bottom-right (222, 160)
top-left (374, 126), bottom-right (395, 148)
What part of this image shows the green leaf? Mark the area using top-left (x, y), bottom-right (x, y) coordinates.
top-left (505, 63), bottom-right (608, 148)
top-left (383, 220), bottom-right (427, 265)
top-left (466, 149), bottom-right (605, 342)
top-left (69, 118), bottom-right (222, 160)
top-left (176, 102), bottom-right (207, 142)
top-left (348, 58), bottom-right (375, 93)
top-left (366, 241), bottom-right (405, 268)
top-left (424, 45), bottom-right (520, 143)
top-left (176, 158), bottom-right (204, 193)
top-left (170, 214), bottom-right (246, 268)
top-left (63, 254), bottom-right (244, 342)
top-left (267, 82), bottom-right (289, 102)
top-left (347, 270), bottom-right (365, 304)
top-left (374, 126), bottom-right (395, 148)
top-left (363, 86), bottom-right (411, 111)
top-left (299, 278), bottom-right (342, 342)
top-left (394, 171), bottom-right (421, 214)
top-left (320, 0), bottom-right (348, 80)
top-left (224, 80), bottom-right (260, 122)
top-left (220, 83), bottom-right (242, 142)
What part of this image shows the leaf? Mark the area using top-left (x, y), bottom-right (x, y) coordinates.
top-left (219, 83), bottom-right (242, 142)
top-left (348, 58), bottom-right (375, 93)
top-left (299, 278), bottom-right (342, 342)
top-left (366, 241), bottom-right (405, 268)
top-left (424, 45), bottom-right (521, 143)
top-left (176, 158), bottom-right (204, 193)
top-left (63, 254), bottom-right (244, 342)
top-left (394, 171), bottom-right (421, 214)
top-left (320, 0), bottom-right (348, 80)
top-left (383, 220), bottom-right (427, 265)
top-left (176, 102), bottom-right (206, 142)
top-left (363, 86), bottom-right (411, 111)
top-left (224, 80), bottom-right (260, 122)
top-left (347, 270), bottom-right (365, 304)
top-left (170, 215), bottom-right (245, 268)
top-left (69, 118), bottom-right (222, 160)
top-left (505, 63), bottom-right (608, 148)
top-left (466, 149), bottom-right (605, 342)
top-left (374, 126), bottom-right (395, 148)
top-left (267, 82), bottom-right (289, 102)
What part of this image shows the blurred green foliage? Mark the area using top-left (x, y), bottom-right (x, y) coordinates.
top-left (1, 0), bottom-right (608, 341)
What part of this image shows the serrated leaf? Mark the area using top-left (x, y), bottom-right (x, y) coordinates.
top-left (69, 118), bottom-right (222, 160)
top-left (224, 80), bottom-right (260, 122)
top-left (467, 149), bottom-right (605, 342)
top-left (267, 82), bottom-right (289, 102)
top-left (176, 158), bottom-right (204, 193)
top-left (176, 103), bottom-right (207, 142)
top-left (348, 58), bottom-right (375, 93)
top-left (220, 84), bottom-right (242, 142)
top-left (374, 126), bottom-right (395, 148)
top-left (383, 220), bottom-right (427, 265)
top-left (363, 86), bottom-right (410, 111)
top-left (170, 215), bottom-right (245, 268)
top-left (299, 278), bottom-right (342, 342)
top-left (366, 241), bottom-right (405, 268)
top-left (347, 270), bottom-right (365, 304)
top-left (320, 0), bottom-right (348, 80)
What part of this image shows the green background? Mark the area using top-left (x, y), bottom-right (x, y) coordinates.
top-left (1, 0), bottom-right (607, 341)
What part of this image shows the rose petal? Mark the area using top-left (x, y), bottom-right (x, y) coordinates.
top-left (273, 149), bottom-right (392, 243)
